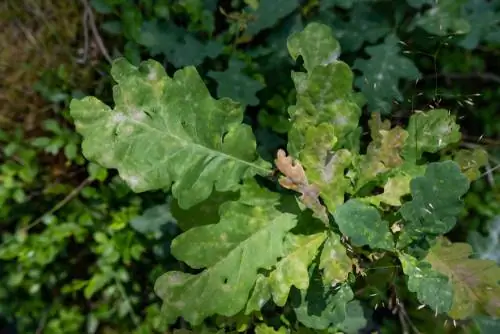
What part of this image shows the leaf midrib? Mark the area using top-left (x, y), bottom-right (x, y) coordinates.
top-left (129, 117), bottom-right (270, 173)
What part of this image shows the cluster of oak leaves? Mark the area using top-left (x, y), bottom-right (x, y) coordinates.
top-left (69, 22), bottom-right (500, 331)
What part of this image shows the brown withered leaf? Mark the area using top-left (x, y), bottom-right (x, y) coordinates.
top-left (275, 149), bottom-right (328, 223)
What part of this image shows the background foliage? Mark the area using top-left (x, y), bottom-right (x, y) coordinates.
top-left (1, 0), bottom-right (500, 333)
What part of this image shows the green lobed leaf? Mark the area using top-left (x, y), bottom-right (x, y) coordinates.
top-left (402, 109), bottom-right (461, 163)
top-left (411, 0), bottom-right (470, 37)
top-left (459, 0), bottom-right (500, 49)
top-left (246, 0), bottom-right (300, 35)
top-left (319, 232), bottom-right (353, 286)
top-left (468, 216), bottom-right (500, 264)
top-left (336, 301), bottom-right (368, 334)
top-left (333, 199), bottom-right (394, 250)
top-left (333, 3), bottom-right (391, 52)
top-left (70, 58), bottom-right (270, 209)
top-left (353, 34), bottom-right (421, 114)
top-left (292, 268), bottom-right (354, 330)
top-left (138, 20), bottom-right (223, 67)
top-left (425, 238), bottom-right (500, 319)
top-left (207, 58), bottom-right (265, 106)
top-left (154, 181), bottom-right (298, 325)
top-left (397, 161), bottom-right (469, 248)
top-left (399, 252), bottom-right (454, 314)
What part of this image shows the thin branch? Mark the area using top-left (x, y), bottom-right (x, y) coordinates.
top-left (22, 176), bottom-right (93, 232)
top-left (77, 7), bottom-right (90, 64)
top-left (80, 0), bottom-right (112, 64)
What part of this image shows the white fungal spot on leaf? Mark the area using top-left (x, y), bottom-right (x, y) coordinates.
top-left (148, 70), bottom-right (157, 81)
top-left (321, 50), bottom-right (340, 65)
top-left (112, 112), bottom-right (127, 124)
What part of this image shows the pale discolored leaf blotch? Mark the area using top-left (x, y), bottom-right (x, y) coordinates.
top-left (399, 253), bottom-right (454, 314)
top-left (275, 149), bottom-right (328, 223)
top-left (397, 161), bottom-right (469, 248)
top-left (425, 238), bottom-right (500, 319)
top-left (333, 199), bottom-right (394, 250)
top-left (154, 180), bottom-right (297, 325)
top-left (70, 58), bottom-right (270, 209)
top-left (402, 109), bottom-right (461, 163)
top-left (319, 232), bottom-right (353, 286)
top-left (353, 34), bottom-right (421, 114)
top-left (207, 58), bottom-right (265, 106)
top-left (300, 123), bottom-right (353, 212)
top-left (287, 22), bottom-right (341, 72)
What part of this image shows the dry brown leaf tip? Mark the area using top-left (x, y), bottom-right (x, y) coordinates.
top-left (274, 149), bottom-right (328, 223)
top-left (275, 149), bottom-right (309, 190)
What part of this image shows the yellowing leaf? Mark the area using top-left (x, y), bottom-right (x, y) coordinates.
top-left (425, 238), bottom-right (500, 319)
top-left (319, 232), bottom-right (353, 285)
top-left (269, 232), bottom-right (327, 306)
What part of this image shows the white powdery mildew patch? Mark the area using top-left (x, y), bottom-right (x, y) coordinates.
top-left (122, 174), bottom-right (142, 189)
top-left (112, 112), bottom-right (127, 124)
top-left (168, 272), bottom-right (185, 286)
top-left (147, 70), bottom-right (157, 81)
top-left (121, 125), bottom-right (135, 135)
top-left (220, 232), bottom-right (228, 242)
top-left (131, 109), bottom-right (146, 121)
top-left (321, 50), bottom-right (340, 66)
